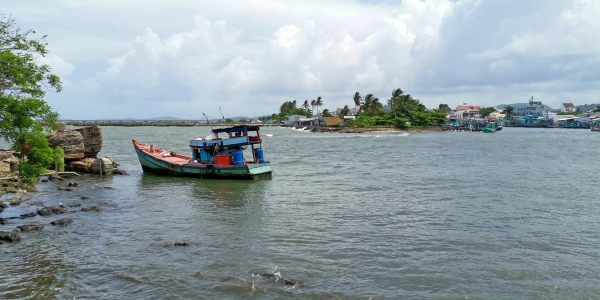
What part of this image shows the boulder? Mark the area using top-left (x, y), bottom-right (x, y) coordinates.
top-left (74, 126), bottom-right (103, 158)
top-left (47, 131), bottom-right (85, 161)
top-left (0, 231), bottom-right (21, 242)
top-left (90, 158), bottom-right (116, 174)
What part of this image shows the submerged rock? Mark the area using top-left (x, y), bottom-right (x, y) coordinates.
top-left (37, 206), bottom-right (69, 216)
top-left (58, 186), bottom-right (74, 191)
top-left (20, 212), bottom-right (37, 218)
top-left (0, 218), bottom-right (7, 225)
top-left (0, 231), bottom-right (21, 242)
top-left (51, 218), bottom-right (73, 226)
top-left (81, 206), bottom-right (102, 212)
top-left (17, 224), bottom-right (44, 232)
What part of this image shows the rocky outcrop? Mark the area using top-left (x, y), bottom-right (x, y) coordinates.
top-left (47, 130), bottom-right (85, 161)
top-left (74, 126), bottom-right (102, 158)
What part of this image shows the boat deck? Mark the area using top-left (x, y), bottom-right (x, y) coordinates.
top-left (134, 140), bottom-right (262, 166)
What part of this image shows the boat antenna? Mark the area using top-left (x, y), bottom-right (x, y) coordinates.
top-left (202, 112), bottom-right (213, 130)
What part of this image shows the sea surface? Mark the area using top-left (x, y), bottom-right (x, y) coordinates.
top-left (1, 126), bottom-right (599, 299)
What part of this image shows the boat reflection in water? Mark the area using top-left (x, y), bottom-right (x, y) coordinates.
top-left (192, 179), bottom-right (268, 209)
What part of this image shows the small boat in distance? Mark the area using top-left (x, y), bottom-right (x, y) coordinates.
top-left (133, 125), bottom-right (272, 179)
top-left (483, 121), bottom-right (496, 133)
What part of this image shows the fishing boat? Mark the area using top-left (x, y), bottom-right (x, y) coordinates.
top-left (133, 125), bottom-right (272, 179)
top-left (483, 121), bottom-right (496, 133)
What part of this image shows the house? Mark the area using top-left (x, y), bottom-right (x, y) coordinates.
top-left (497, 98), bottom-right (552, 117)
top-left (283, 115), bottom-right (312, 127)
top-left (452, 103), bottom-right (482, 119)
top-left (561, 103), bottom-right (576, 113)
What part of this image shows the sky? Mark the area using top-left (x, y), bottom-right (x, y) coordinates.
top-left (3, 0), bottom-right (600, 120)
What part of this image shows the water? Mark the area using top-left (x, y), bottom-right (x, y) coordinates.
top-left (1, 127), bottom-right (600, 299)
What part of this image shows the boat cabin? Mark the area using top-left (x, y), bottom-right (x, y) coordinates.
top-left (189, 125), bottom-right (265, 165)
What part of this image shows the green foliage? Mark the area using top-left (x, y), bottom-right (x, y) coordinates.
top-left (480, 107), bottom-right (496, 117)
top-left (594, 106), bottom-right (600, 113)
top-left (238, 118), bottom-right (247, 123)
top-left (53, 146), bottom-right (65, 172)
top-left (15, 126), bottom-right (56, 184)
top-left (1, 15), bottom-right (62, 183)
top-left (504, 105), bottom-right (515, 116)
top-left (321, 109), bottom-right (332, 117)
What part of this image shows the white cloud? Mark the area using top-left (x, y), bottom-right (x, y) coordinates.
top-left (4, 0), bottom-right (600, 119)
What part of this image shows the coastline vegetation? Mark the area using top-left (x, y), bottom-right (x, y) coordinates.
top-left (0, 15), bottom-right (63, 183)
top-left (259, 88), bottom-right (448, 129)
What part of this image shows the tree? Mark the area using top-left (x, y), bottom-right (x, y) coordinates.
top-left (438, 104), bottom-right (451, 114)
top-left (339, 105), bottom-right (350, 118)
top-left (302, 100), bottom-right (310, 111)
top-left (361, 94), bottom-right (383, 116)
top-left (321, 109), bottom-right (332, 117)
top-left (480, 107), bottom-right (496, 117)
top-left (315, 96), bottom-right (323, 116)
top-left (1, 15), bottom-right (62, 182)
top-left (594, 106), bottom-right (600, 113)
top-left (504, 105), bottom-right (515, 116)
top-left (387, 88), bottom-right (426, 118)
top-left (353, 92), bottom-right (362, 115)
top-left (310, 99), bottom-right (316, 116)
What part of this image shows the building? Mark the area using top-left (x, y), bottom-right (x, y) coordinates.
top-left (497, 97), bottom-right (552, 117)
top-left (561, 103), bottom-right (576, 113)
top-left (450, 104), bottom-right (482, 119)
top-left (283, 115), bottom-right (313, 127)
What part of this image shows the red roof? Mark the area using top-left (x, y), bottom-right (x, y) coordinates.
top-left (456, 105), bottom-right (481, 110)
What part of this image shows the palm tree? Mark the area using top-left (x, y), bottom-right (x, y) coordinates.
top-left (362, 94), bottom-right (382, 115)
top-left (302, 100), bottom-right (310, 112)
top-left (353, 92), bottom-right (362, 115)
top-left (340, 105), bottom-right (350, 118)
top-left (311, 99), bottom-right (317, 116)
top-left (316, 96), bottom-right (323, 116)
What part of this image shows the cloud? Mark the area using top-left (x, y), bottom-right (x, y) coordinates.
top-left (5, 0), bottom-right (600, 119)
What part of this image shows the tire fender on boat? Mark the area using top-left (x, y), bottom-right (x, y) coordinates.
top-left (205, 164), bottom-right (215, 174)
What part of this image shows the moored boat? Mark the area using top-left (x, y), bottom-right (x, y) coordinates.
top-left (133, 125), bottom-right (272, 179)
top-left (483, 121), bottom-right (496, 133)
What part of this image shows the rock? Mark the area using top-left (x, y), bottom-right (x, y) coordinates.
top-left (0, 231), bottom-right (21, 242)
top-left (163, 242), bottom-right (189, 247)
top-left (9, 198), bottom-right (23, 205)
top-left (47, 131), bottom-right (85, 161)
top-left (74, 126), bottom-right (103, 158)
top-left (1, 202), bottom-right (8, 208)
top-left (0, 218), bottom-right (7, 225)
top-left (17, 224), bottom-right (44, 232)
top-left (27, 201), bottom-right (45, 206)
top-left (51, 218), bottom-right (73, 226)
top-left (58, 187), bottom-right (74, 191)
top-left (23, 185), bottom-right (37, 192)
top-left (40, 176), bottom-right (49, 182)
top-left (81, 206), bottom-right (102, 212)
top-left (68, 182), bottom-right (80, 187)
top-left (49, 173), bottom-right (66, 181)
top-left (90, 158), bottom-right (116, 175)
top-left (68, 203), bottom-right (81, 207)
top-left (20, 212), bottom-right (37, 218)
top-left (80, 195), bottom-right (89, 200)
top-left (37, 206), bottom-right (68, 216)
top-left (66, 158), bottom-right (95, 173)
top-left (5, 187), bottom-right (18, 194)
top-left (113, 169), bottom-right (127, 175)
top-left (99, 202), bottom-right (117, 207)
